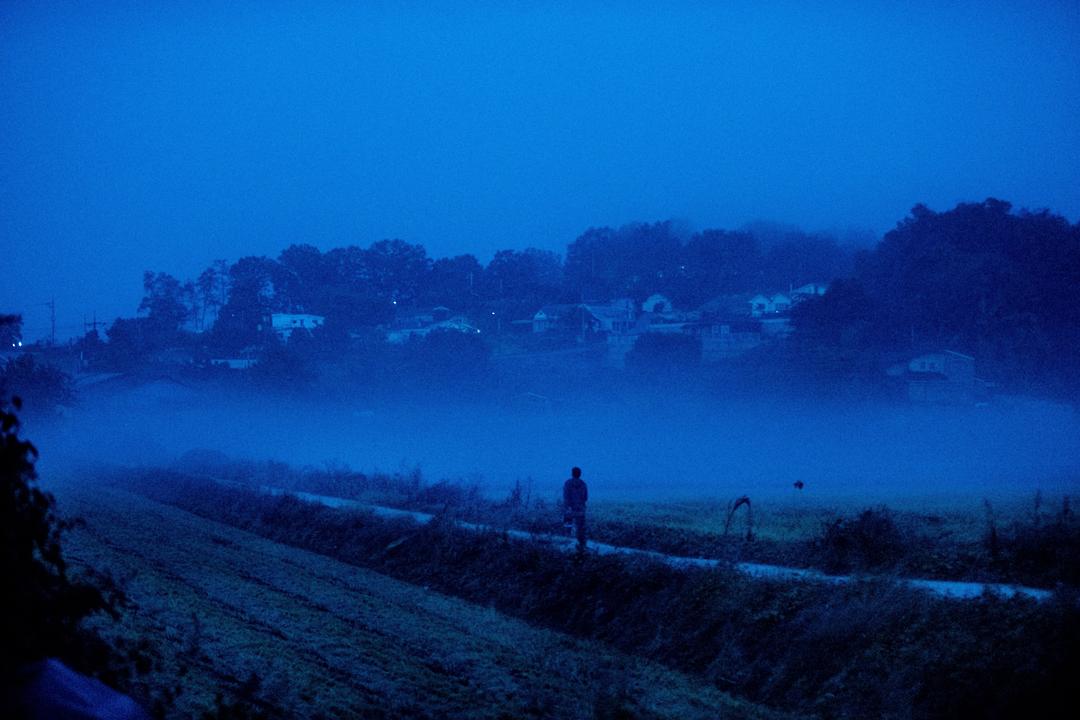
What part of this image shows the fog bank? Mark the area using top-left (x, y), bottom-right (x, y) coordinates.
top-left (26, 380), bottom-right (1080, 505)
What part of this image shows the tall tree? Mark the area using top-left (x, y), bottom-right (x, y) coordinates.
top-left (211, 256), bottom-right (278, 350)
top-left (564, 221), bottom-right (683, 302)
top-left (426, 254), bottom-right (483, 308)
top-left (276, 244), bottom-right (328, 313)
top-left (364, 239), bottom-right (431, 307)
top-left (678, 229), bottom-right (761, 305)
top-left (483, 248), bottom-right (563, 319)
top-left (138, 271), bottom-right (193, 347)
top-left (195, 260), bottom-right (230, 332)
top-left (797, 199), bottom-right (1080, 394)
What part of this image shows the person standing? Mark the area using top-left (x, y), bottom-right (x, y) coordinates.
top-left (562, 466), bottom-right (588, 551)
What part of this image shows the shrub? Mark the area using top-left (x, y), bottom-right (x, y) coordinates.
top-left (0, 356), bottom-right (74, 417)
top-left (815, 506), bottom-right (906, 573)
top-left (0, 397), bottom-right (118, 676)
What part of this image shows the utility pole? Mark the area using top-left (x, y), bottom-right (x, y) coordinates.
top-left (84, 312), bottom-right (102, 336)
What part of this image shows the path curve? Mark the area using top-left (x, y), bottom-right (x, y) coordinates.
top-left (260, 486), bottom-right (1054, 602)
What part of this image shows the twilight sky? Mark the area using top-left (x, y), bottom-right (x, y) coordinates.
top-left (2, 1), bottom-right (1078, 341)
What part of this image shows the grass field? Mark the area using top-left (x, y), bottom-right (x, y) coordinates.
top-left (54, 482), bottom-right (785, 719)
top-left (167, 455), bottom-right (1077, 584)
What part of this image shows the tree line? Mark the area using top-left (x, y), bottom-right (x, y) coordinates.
top-left (108, 221), bottom-right (859, 354)
top-left (791, 199), bottom-right (1080, 395)
top-left (7, 198), bottom-right (1078, 397)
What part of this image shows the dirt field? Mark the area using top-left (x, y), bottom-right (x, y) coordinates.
top-left (55, 483), bottom-right (784, 719)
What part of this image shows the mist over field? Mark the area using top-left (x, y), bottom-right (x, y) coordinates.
top-left (30, 381), bottom-right (1080, 503)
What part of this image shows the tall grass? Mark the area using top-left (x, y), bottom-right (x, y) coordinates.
top-left (116, 469), bottom-right (1080, 720)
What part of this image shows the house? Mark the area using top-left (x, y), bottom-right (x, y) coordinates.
top-left (533, 300), bottom-right (636, 336)
top-left (532, 304), bottom-right (579, 333)
top-left (210, 357), bottom-right (258, 370)
top-left (582, 299), bottom-right (636, 333)
top-left (210, 346), bottom-right (259, 370)
top-left (895, 350), bottom-right (979, 404)
top-left (698, 319), bottom-right (765, 362)
top-left (386, 316), bottom-right (480, 344)
top-left (791, 283), bottom-right (827, 301)
top-left (394, 306), bottom-right (453, 329)
top-left (749, 294), bottom-right (792, 317)
top-left (641, 293), bottom-right (673, 314)
top-left (270, 313), bottom-right (325, 341)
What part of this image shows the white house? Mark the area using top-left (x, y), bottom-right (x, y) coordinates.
top-left (791, 283), bottom-right (827, 300)
top-left (532, 304), bottom-right (578, 333)
top-left (749, 294), bottom-right (791, 317)
top-left (641, 293), bottom-right (673, 314)
top-left (210, 357), bottom-right (257, 370)
top-left (271, 313), bottom-right (325, 341)
top-left (893, 350), bottom-right (979, 404)
top-left (386, 317), bottom-right (480, 344)
top-left (582, 300), bottom-right (635, 333)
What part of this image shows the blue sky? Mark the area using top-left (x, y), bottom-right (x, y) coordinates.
top-left (2, 1), bottom-right (1078, 340)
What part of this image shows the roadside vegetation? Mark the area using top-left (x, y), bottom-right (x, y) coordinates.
top-left (109, 466), bottom-right (1080, 720)
top-left (169, 454), bottom-right (1080, 590)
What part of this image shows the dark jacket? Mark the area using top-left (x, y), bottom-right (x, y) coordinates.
top-left (563, 477), bottom-right (588, 512)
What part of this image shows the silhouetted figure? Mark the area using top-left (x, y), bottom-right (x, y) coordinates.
top-left (562, 466), bottom-right (588, 551)
top-left (794, 480), bottom-right (804, 490)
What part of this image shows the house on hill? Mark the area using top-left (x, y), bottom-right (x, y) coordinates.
top-left (791, 283), bottom-right (828, 301)
top-left (890, 350), bottom-right (980, 404)
top-left (698, 318), bottom-right (766, 362)
top-left (386, 316), bottom-right (480, 344)
top-left (749, 293), bottom-right (792, 317)
top-left (533, 300), bottom-right (636, 336)
top-left (394, 306), bottom-right (453, 329)
top-left (582, 299), bottom-right (635, 333)
top-left (532, 304), bottom-right (579, 333)
top-left (641, 293), bottom-right (673, 314)
top-left (271, 313), bottom-right (325, 341)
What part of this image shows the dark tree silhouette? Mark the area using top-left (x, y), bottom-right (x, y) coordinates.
top-left (1, 398), bottom-right (116, 675)
top-left (0, 356), bottom-right (74, 417)
top-left (211, 256), bottom-right (279, 350)
top-left (0, 314), bottom-right (22, 348)
top-left (426, 254), bottom-right (483, 308)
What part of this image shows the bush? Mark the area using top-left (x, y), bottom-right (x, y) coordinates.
top-left (815, 507), bottom-right (906, 573)
top-left (0, 356), bottom-right (74, 417)
top-left (990, 496), bottom-right (1080, 586)
top-left (0, 397), bottom-right (117, 676)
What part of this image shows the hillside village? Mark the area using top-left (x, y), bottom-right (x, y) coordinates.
top-left (0, 277), bottom-right (992, 409)
top-left (3, 200), bottom-right (1078, 410)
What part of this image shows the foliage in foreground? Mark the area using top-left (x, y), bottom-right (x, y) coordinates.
top-left (119, 469), bottom-right (1080, 720)
top-left (1, 398), bottom-right (116, 676)
top-left (0, 397), bottom-right (175, 719)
